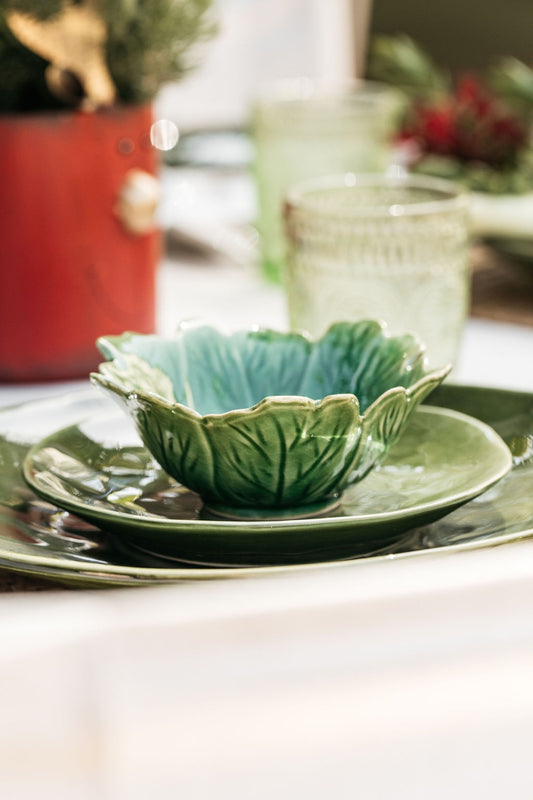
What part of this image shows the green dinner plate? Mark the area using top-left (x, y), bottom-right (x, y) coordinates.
top-left (22, 399), bottom-right (511, 566)
top-left (0, 385), bottom-right (529, 586)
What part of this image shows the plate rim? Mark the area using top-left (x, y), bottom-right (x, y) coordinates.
top-left (0, 385), bottom-right (525, 584)
top-left (22, 405), bottom-right (512, 534)
top-left (1, 523), bottom-right (533, 583)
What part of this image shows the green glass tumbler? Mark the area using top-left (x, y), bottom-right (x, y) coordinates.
top-left (283, 174), bottom-right (470, 367)
top-left (251, 80), bottom-right (401, 283)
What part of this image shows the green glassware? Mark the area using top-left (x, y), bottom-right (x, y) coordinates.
top-left (284, 174), bottom-right (470, 367)
top-left (251, 80), bottom-right (401, 282)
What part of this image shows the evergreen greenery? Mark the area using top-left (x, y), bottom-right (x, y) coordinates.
top-left (368, 35), bottom-right (533, 193)
top-left (0, 0), bottom-right (215, 112)
top-left (368, 34), bottom-right (449, 102)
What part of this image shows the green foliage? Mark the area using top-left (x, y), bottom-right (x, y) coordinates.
top-left (489, 56), bottom-right (533, 118)
top-left (410, 153), bottom-right (533, 195)
top-left (0, 0), bottom-right (215, 112)
top-left (369, 34), bottom-right (533, 121)
top-left (0, 0), bottom-right (63, 19)
top-left (367, 34), bottom-right (449, 102)
top-left (368, 33), bottom-right (533, 194)
top-left (103, 0), bottom-right (215, 103)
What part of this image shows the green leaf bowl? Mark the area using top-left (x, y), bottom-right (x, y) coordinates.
top-left (90, 321), bottom-right (450, 519)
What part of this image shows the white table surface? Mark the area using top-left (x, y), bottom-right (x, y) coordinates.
top-left (1, 256), bottom-right (533, 798)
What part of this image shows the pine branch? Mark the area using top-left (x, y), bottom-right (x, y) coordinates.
top-left (103, 0), bottom-right (216, 103)
top-left (0, 0), bottom-right (216, 111)
top-left (488, 57), bottom-right (533, 118)
top-left (368, 34), bottom-right (449, 102)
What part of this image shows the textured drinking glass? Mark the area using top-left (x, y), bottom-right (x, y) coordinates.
top-left (283, 174), bottom-right (470, 367)
top-left (251, 80), bottom-right (401, 282)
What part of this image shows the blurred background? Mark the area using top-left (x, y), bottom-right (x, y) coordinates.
top-left (1, 0), bottom-right (532, 383)
top-left (157, 0), bottom-right (369, 127)
top-left (157, 0), bottom-right (533, 122)
top-left (1, 4), bottom-right (533, 798)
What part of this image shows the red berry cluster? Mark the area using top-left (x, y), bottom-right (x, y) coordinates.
top-left (400, 76), bottom-right (529, 168)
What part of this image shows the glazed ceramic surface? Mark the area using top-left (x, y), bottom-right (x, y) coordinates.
top-left (23, 403), bottom-right (510, 565)
top-left (91, 320), bottom-right (449, 517)
top-left (0, 386), bottom-right (530, 586)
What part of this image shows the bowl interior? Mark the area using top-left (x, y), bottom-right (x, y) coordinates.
top-left (97, 321), bottom-right (429, 416)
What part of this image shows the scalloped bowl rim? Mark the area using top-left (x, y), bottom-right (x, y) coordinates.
top-left (90, 373), bottom-right (451, 423)
top-left (90, 320), bottom-right (451, 421)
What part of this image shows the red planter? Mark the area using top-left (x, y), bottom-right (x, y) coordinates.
top-left (0, 104), bottom-right (160, 381)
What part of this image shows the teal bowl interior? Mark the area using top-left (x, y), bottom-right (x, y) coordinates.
top-left (91, 321), bottom-right (450, 517)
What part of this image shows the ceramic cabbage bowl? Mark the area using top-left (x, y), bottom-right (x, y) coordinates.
top-left (91, 321), bottom-right (450, 519)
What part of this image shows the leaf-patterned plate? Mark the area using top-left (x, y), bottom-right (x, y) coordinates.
top-left (23, 403), bottom-right (511, 566)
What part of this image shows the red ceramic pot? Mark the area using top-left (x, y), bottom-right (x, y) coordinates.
top-left (0, 104), bottom-right (160, 381)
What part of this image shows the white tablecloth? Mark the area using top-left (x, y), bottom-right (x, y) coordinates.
top-left (1, 257), bottom-right (533, 798)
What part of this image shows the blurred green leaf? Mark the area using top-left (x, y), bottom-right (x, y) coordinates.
top-left (489, 56), bottom-right (533, 116)
top-left (368, 34), bottom-right (449, 101)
